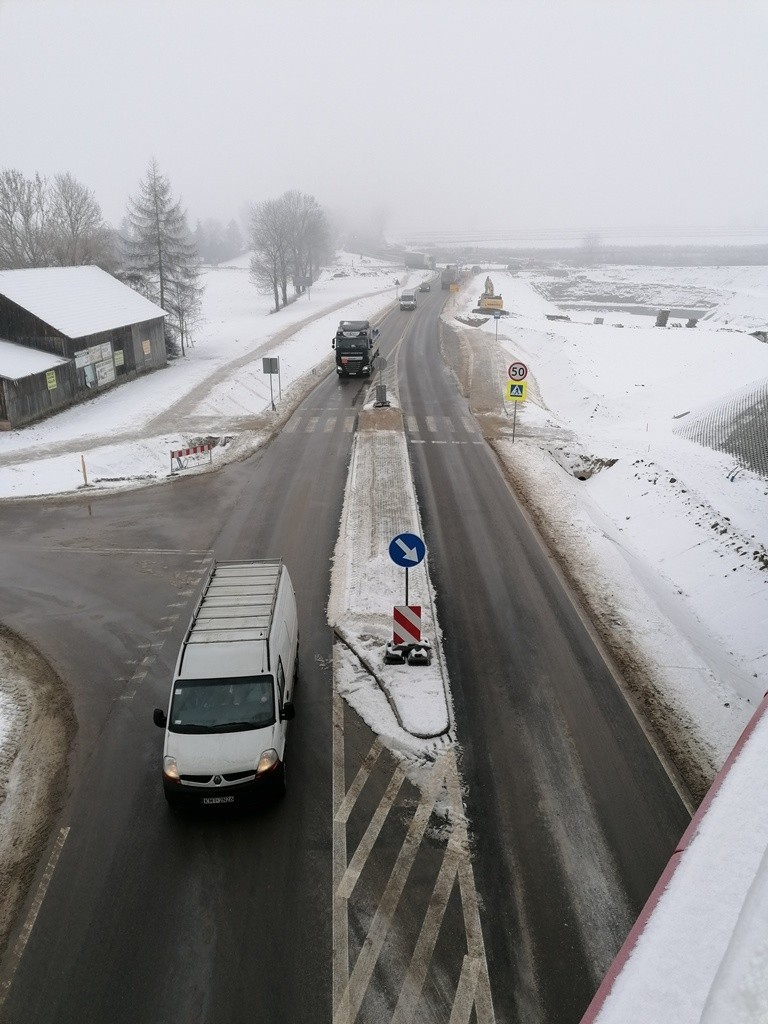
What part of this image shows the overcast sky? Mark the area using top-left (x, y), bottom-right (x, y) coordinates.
top-left (1, 0), bottom-right (766, 242)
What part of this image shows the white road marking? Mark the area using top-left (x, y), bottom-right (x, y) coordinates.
top-left (444, 416), bottom-right (456, 432)
top-left (13, 546), bottom-right (212, 556)
top-left (332, 687), bottom-right (350, 1024)
top-left (332, 658), bottom-right (496, 1023)
top-left (407, 416), bottom-right (419, 433)
top-left (391, 838), bottom-right (462, 1024)
top-left (445, 755), bottom-right (496, 1024)
top-left (284, 418), bottom-right (300, 433)
top-left (449, 956), bottom-right (482, 1024)
top-left (336, 764), bottom-right (406, 900)
top-left (344, 416), bottom-right (355, 433)
top-left (0, 827), bottom-right (70, 1011)
top-left (336, 758), bottom-right (447, 1023)
top-left (306, 416), bottom-right (320, 433)
top-left (325, 417), bottom-right (337, 433)
top-left (334, 738), bottom-right (383, 824)
top-left (426, 416), bottom-right (438, 433)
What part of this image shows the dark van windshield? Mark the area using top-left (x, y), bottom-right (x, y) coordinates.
top-left (169, 675), bottom-right (275, 733)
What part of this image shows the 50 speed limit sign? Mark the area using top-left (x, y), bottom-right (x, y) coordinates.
top-left (508, 361), bottom-right (528, 382)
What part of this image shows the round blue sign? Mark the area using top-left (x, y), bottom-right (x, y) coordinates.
top-left (389, 532), bottom-right (426, 568)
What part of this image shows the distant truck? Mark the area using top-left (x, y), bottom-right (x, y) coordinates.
top-left (153, 559), bottom-right (298, 810)
top-left (441, 265), bottom-right (459, 290)
top-left (404, 252), bottom-right (435, 270)
top-left (332, 320), bottom-right (380, 378)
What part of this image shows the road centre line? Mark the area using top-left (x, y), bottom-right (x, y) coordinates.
top-left (336, 764), bottom-right (407, 900)
top-left (0, 827), bottom-right (70, 1012)
top-left (334, 757), bottom-right (448, 1024)
top-left (334, 738), bottom-right (384, 824)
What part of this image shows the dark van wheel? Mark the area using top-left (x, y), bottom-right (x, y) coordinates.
top-left (164, 793), bottom-right (181, 812)
top-left (275, 761), bottom-right (287, 799)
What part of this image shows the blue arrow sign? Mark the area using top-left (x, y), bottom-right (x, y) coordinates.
top-left (389, 532), bottom-right (426, 568)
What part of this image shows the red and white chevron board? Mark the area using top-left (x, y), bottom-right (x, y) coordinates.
top-left (393, 605), bottom-right (421, 645)
top-left (170, 444), bottom-right (211, 458)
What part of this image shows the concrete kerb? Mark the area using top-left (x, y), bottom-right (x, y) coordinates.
top-left (328, 400), bottom-right (454, 741)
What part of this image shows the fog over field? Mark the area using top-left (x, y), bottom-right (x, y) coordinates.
top-left (1, 0), bottom-right (766, 240)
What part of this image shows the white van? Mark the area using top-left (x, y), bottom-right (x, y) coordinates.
top-left (399, 291), bottom-right (417, 311)
top-left (153, 559), bottom-right (298, 810)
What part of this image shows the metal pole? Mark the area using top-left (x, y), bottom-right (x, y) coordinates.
top-left (512, 401), bottom-right (517, 443)
top-left (277, 357), bottom-right (282, 401)
top-left (405, 567), bottom-right (409, 606)
top-left (495, 317), bottom-right (498, 344)
top-left (269, 371), bottom-right (275, 412)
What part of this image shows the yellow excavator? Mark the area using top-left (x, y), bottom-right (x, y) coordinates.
top-left (474, 276), bottom-right (507, 314)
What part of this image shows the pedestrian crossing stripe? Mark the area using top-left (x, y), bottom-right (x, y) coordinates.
top-left (506, 381), bottom-right (527, 401)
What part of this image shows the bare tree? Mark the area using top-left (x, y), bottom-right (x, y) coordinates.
top-left (165, 275), bottom-right (203, 357)
top-left (122, 158), bottom-right (202, 355)
top-left (0, 168), bottom-right (51, 268)
top-left (282, 190), bottom-right (330, 294)
top-left (49, 173), bottom-right (109, 266)
top-left (249, 198), bottom-right (288, 311)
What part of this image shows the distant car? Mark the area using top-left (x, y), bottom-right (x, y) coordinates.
top-left (419, 282), bottom-right (431, 292)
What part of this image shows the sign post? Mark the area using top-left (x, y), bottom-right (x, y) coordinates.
top-left (494, 310), bottom-right (501, 344)
top-left (388, 532), bottom-right (426, 605)
top-left (262, 356), bottom-right (280, 411)
top-left (506, 362), bottom-right (529, 442)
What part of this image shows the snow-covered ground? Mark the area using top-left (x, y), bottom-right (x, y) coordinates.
top-left (1, 252), bottom-right (768, 1021)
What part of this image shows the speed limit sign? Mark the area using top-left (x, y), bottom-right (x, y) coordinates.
top-left (508, 361), bottom-right (528, 381)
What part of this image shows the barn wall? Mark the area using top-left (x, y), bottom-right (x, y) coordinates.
top-left (0, 361), bottom-right (80, 428)
top-left (0, 311), bottom-right (167, 429)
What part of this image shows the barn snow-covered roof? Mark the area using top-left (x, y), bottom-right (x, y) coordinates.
top-left (0, 266), bottom-right (166, 339)
top-left (0, 338), bottom-right (70, 381)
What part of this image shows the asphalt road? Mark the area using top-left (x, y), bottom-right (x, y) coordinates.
top-left (0, 285), bottom-right (691, 1024)
top-left (397, 292), bottom-right (692, 1022)
top-left (0, 347), bottom-right (381, 1022)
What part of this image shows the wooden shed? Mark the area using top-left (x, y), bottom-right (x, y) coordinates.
top-left (0, 266), bottom-right (167, 429)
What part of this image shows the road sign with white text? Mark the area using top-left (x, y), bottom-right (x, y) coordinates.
top-left (507, 381), bottom-right (528, 402)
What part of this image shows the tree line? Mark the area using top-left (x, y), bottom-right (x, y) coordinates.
top-left (0, 161), bottom-right (334, 354)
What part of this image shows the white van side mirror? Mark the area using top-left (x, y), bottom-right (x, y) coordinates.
top-left (281, 702), bottom-right (296, 721)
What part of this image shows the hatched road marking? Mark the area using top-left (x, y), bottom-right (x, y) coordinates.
top-left (332, 687), bottom-right (495, 1024)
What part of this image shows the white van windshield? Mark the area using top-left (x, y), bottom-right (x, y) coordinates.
top-left (169, 675), bottom-right (275, 733)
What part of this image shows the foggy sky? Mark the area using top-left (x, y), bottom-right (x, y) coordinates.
top-left (1, 0), bottom-right (766, 240)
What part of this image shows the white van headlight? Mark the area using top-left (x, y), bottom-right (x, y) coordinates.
top-left (163, 756), bottom-right (180, 782)
top-left (257, 749), bottom-right (279, 774)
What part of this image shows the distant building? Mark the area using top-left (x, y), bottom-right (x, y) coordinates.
top-left (0, 266), bottom-right (166, 429)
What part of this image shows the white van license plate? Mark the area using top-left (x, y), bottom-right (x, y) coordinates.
top-left (202, 795), bottom-right (235, 805)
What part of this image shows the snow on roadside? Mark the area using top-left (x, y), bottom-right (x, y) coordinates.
top-left (448, 271), bottom-right (768, 788)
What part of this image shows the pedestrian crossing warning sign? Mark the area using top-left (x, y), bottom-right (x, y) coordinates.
top-left (506, 381), bottom-right (527, 401)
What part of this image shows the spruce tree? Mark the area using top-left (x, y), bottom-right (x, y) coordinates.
top-left (123, 159), bottom-right (202, 355)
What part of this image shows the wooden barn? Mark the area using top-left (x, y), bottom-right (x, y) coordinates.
top-left (0, 266), bottom-right (167, 429)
